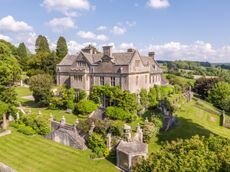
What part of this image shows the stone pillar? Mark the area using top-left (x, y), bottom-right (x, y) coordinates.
top-left (124, 124), bottom-right (132, 142)
top-left (16, 113), bottom-right (20, 121)
top-left (2, 114), bottom-right (7, 130)
top-left (128, 155), bottom-right (132, 170)
top-left (50, 114), bottom-right (54, 131)
top-left (222, 110), bottom-right (226, 126)
top-left (136, 124), bottom-right (143, 143)
top-left (38, 110), bottom-right (42, 115)
top-left (8, 115), bottom-right (14, 122)
top-left (60, 116), bottom-right (66, 126)
top-left (74, 118), bottom-right (79, 132)
top-left (107, 133), bottom-right (112, 150)
top-left (89, 122), bottom-right (95, 135)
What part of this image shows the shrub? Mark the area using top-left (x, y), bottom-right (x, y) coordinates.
top-left (77, 89), bottom-right (87, 102)
top-left (17, 125), bottom-right (36, 135)
top-left (109, 121), bottom-right (124, 137)
top-left (48, 96), bottom-right (63, 110)
top-left (13, 114), bottom-right (50, 135)
top-left (76, 100), bottom-right (98, 115)
top-left (143, 122), bottom-right (156, 143)
top-left (105, 106), bottom-right (131, 121)
top-left (87, 133), bottom-right (108, 158)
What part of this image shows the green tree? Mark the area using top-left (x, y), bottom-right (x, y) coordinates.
top-left (28, 74), bottom-right (53, 106)
top-left (208, 81), bottom-right (230, 110)
top-left (133, 135), bottom-right (230, 172)
top-left (28, 51), bottom-right (57, 77)
top-left (35, 35), bottom-right (50, 53)
top-left (148, 87), bottom-right (158, 108)
top-left (194, 77), bottom-right (221, 99)
top-left (140, 89), bottom-right (149, 109)
top-left (0, 101), bottom-right (8, 120)
top-left (56, 36), bottom-right (68, 62)
top-left (17, 42), bottom-right (29, 70)
top-left (0, 41), bottom-right (21, 107)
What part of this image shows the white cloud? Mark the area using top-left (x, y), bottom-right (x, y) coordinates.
top-left (147, 0), bottom-right (170, 9)
top-left (0, 16), bottom-right (33, 32)
top-left (0, 34), bottom-right (11, 42)
top-left (77, 31), bottom-right (108, 41)
top-left (48, 17), bottom-right (75, 32)
top-left (119, 42), bottom-right (135, 50)
top-left (147, 41), bottom-right (230, 62)
top-left (96, 26), bottom-right (107, 31)
top-left (42, 0), bottom-right (92, 16)
top-left (126, 21), bottom-right (136, 27)
top-left (111, 26), bottom-right (126, 35)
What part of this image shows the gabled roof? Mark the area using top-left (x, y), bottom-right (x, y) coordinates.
top-left (81, 51), bottom-right (135, 65)
top-left (58, 54), bottom-right (79, 66)
top-left (58, 49), bottom-right (160, 68)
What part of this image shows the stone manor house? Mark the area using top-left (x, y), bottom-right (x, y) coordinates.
top-left (56, 45), bottom-right (164, 95)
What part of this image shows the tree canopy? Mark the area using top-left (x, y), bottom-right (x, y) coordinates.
top-left (133, 135), bottom-right (230, 172)
top-left (35, 35), bottom-right (50, 54)
top-left (56, 36), bottom-right (68, 62)
top-left (17, 42), bottom-right (29, 70)
top-left (28, 74), bottom-right (53, 106)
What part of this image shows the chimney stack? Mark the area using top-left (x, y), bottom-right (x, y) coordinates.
top-left (148, 52), bottom-right (155, 59)
top-left (103, 45), bottom-right (112, 57)
top-left (127, 48), bottom-right (135, 53)
top-left (81, 47), bottom-right (93, 54)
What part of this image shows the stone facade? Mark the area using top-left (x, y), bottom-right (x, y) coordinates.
top-left (56, 46), bottom-right (164, 95)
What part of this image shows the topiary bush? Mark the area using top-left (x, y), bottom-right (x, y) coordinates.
top-left (105, 106), bottom-right (131, 121)
top-left (75, 100), bottom-right (98, 115)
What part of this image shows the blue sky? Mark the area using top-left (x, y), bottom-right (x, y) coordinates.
top-left (0, 0), bottom-right (230, 62)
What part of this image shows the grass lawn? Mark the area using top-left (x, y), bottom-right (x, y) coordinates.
top-left (148, 97), bottom-right (230, 153)
top-left (0, 130), bottom-right (118, 172)
top-left (157, 97), bottom-right (230, 143)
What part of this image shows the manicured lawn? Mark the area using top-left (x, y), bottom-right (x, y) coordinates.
top-left (157, 98), bottom-right (230, 143)
top-left (0, 130), bottom-right (118, 172)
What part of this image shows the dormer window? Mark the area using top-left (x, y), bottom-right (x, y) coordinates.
top-left (77, 61), bottom-right (85, 67)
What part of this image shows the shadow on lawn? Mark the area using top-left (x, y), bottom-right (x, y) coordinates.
top-left (21, 100), bottom-right (40, 108)
top-left (156, 116), bottom-right (215, 144)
